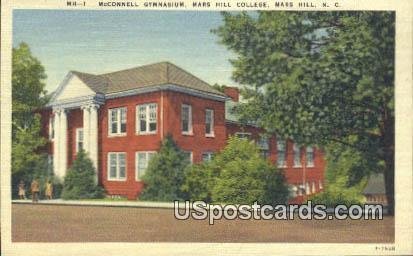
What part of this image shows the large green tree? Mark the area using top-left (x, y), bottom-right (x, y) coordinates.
top-left (11, 42), bottom-right (51, 197)
top-left (215, 12), bottom-right (395, 213)
top-left (12, 42), bottom-right (48, 132)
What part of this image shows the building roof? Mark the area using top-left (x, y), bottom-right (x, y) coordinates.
top-left (363, 173), bottom-right (386, 195)
top-left (70, 62), bottom-right (226, 97)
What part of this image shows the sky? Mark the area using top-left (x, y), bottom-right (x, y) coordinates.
top-left (13, 10), bottom-right (239, 93)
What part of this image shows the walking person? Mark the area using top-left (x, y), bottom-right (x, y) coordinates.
top-left (31, 179), bottom-right (40, 203)
top-left (45, 180), bottom-right (53, 200)
top-left (18, 180), bottom-right (26, 200)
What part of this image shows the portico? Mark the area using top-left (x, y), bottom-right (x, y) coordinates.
top-left (48, 71), bottom-right (105, 180)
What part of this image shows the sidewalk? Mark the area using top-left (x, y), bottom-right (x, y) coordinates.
top-left (11, 199), bottom-right (176, 209)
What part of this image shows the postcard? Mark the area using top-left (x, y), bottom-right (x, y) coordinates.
top-left (1, 0), bottom-right (412, 255)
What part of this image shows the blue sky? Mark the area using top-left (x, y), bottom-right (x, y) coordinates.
top-left (13, 10), bottom-right (239, 93)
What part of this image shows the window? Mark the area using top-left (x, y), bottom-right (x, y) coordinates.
top-left (49, 116), bottom-right (55, 140)
top-left (305, 182), bottom-right (311, 195)
top-left (293, 143), bottom-right (302, 167)
top-left (183, 151), bottom-right (193, 164)
top-left (235, 132), bottom-right (251, 140)
top-left (289, 185), bottom-right (298, 198)
top-left (76, 128), bottom-right (84, 153)
top-left (135, 151), bottom-right (156, 180)
top-left (258, 136), bottom-right (269, 150)
top-left (109, 107), bottom-right (127, 136)
top-left (108, 152), bottom-right (126, 181)
top-left (306, 146), bottom-right (314, 167)
top-left (276, 140), bottom-right (286, 167)
top-left (297, 184), bottom-right (303, 196)
top-left (312, 181), bottom-right (316, 194)
top-left (258, 136), bottom-right (270, 159)
top-left (137, 103), bottom-right (157, 134)
top-left (202, 152), bottom-right (214, 162)
top-left (205, 109), bottom-right (214, 136)
top-left (319, 181), bottom-right (323, 190)
top-left (181, 104), bottom-right (192, 134)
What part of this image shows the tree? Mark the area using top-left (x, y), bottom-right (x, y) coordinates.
top-left (61, 150), bottom-right (104, 199)
top-left (11, 115), bottom-right (51, 198)
top-left (214, 12), bottom-right (395, 213)
top-left (11, 42), bottom-right (52, 197)
top-left (310, 140), bottom-right (376, 207)
top-left (183, 136), bottom-right (289, 204)
top-left (182, 162), bottom-right (215, 202)
top-left (139, 135), bottom-right (190, 201)
top-left (12, 42), bottom-right (48, 133)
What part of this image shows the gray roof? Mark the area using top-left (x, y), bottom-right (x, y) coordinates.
top-left (71, 62), bottom-right (226, 97)
top-left (363, 173), bottom-right (386, 195)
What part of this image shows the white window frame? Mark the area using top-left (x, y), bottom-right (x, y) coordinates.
top-left (205, 109), bottom-right (214, 137)
top-left (75, 128), bottom-right (84, 153)
top-left (181, 104), bottom-right (193, 135)
top-left (258, 136), bottom-right (270, 150)
top-left (293, 143), bottom-right (302, 167)
top-left (235, 132), bottom-right (252, 140)
top-left (306, 146), bottom-right (315, 167)
top-left (289, 185), bottom-right (297, 198)
top-left (108, 107), bottom-right (127, 136)
top-left (107, 152), bottom-right (127, 181)
top-left (276, 140), bottom-right (287, 168)
top-left (297, 184), bottom-right (303, 196)
top-left (258, 135), bottom-right (270, 159)
top-left (136, 103), bottom-right (158, 135)
top-left (183, 151), bottom-right (193, 164)
top-left (201, 152), bottom-right (214, 162)
top-left (135, 151), bottom-right (157, 181)
top-left (305, 182), bottom-right (311, 195)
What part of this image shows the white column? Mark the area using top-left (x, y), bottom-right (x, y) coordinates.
top-left (82, 105), bottom-right (90, 153)
top-left (89, 104), bottom-right (99, 183)
top-left (59, 109), bottom-right (68, 178)
top-left (53, 110), bottom-right (61, 178)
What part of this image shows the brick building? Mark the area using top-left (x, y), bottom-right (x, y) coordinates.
top-left (41, 62), bottom-right (325, 201)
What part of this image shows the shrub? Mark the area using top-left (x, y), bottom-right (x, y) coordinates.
top-left (61, 150), bottom-right (104, 200)
top-left (183, 136), bottom-right (289, 205)
top-left (181, 162), bottom-right (218, 202)
top-left (309, 141), bottom-right (373, 207)
top-left (139, 134), bottom-right (190, 201)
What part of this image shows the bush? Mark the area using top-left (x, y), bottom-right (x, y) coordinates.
top-left (309, 141), bottom-right (373, 207)
top-left (181, 162), bottom-right (217, 202)
top-left (139, 134), bottom-right (190, 201)
top-left (183, 136), bottom-right (289, 205)
top-left (61, 150), bottom-right (104, 199)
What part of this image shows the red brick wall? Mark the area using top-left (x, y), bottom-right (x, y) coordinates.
top-left (163, 91), bottom-right (227, 163)
top-left (99, 91), bottom-right (163, 199)
top-left (223, 87), bottom-right (239, 102)
top-left (98, 90), bottom-right (228, 199)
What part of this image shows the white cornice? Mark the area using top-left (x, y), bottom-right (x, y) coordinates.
top-left (48, 94), bottom-right (105, 110)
